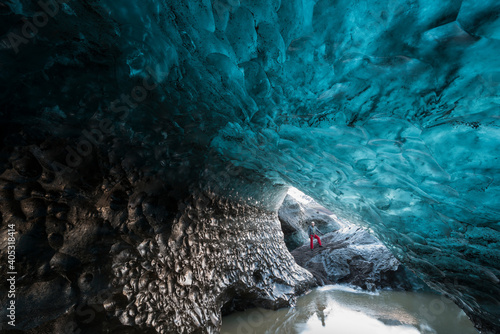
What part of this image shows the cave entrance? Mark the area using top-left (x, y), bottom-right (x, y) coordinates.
top-left (278, 187), bottom-right (347, 252)
top-left (279, 187), bottom-right (429, 290)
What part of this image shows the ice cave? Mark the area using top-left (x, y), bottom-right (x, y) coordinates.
top-left (0, 0), bottom-right (499, 333)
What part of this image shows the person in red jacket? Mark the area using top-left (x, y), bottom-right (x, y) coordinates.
top-left (308, 221), bottom-right (323, 250)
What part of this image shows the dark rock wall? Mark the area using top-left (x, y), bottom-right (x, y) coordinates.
top-left (107, 194), bottom-right (314, 334)
top-left (0, 137), bottom-right (314, 334)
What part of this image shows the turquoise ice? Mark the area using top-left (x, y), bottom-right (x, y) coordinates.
top-left (1, 0), bottom-right (499, 332)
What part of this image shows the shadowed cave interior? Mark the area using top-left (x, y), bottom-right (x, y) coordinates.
top-left (0, 0), bottom-right (499, 333)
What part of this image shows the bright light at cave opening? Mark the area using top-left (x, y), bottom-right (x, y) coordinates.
top-left (287, 187), bottom-right (316, 205)
top-left (286, 187), bottom-right (352, 229)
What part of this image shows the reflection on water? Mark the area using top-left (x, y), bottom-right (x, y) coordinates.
top-left (221, 285), bottom-right (478, 334)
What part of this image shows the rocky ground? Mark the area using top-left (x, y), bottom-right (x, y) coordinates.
top-left (292, 226), bottom-right (428, 291)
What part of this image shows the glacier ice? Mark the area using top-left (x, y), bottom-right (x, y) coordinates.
top-left (0, 0), bottom-right (500, 333)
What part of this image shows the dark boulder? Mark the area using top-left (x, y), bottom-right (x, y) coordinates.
top-left (292, 226), bottom-right (428, 291)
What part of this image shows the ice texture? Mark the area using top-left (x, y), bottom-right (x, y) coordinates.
top-left (1, 0), bottom-right (500, 332)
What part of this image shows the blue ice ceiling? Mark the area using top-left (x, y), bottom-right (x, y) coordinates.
top-left (1, 0), bottom-right (500, 331)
